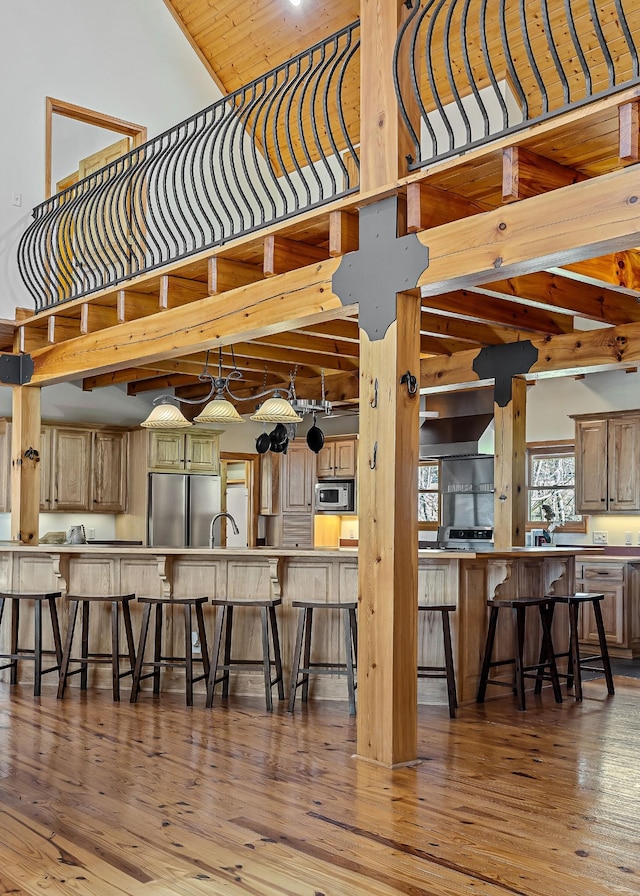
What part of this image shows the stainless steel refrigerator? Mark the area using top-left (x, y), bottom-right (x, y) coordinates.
top-left (147, 473), bottom-right (222, 547)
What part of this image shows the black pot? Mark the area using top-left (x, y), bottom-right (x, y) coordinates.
top-left (256, 432), bottom-right (270, 454)
top-left (306, 424), bottom-right (325, 454)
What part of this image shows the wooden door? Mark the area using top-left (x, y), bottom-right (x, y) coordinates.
top-left (52, 428), bottom-right (92, 510)
top-left (91, 431), bottom-right (127, 512)
top-left (76, 137), bottom-right (132, 281)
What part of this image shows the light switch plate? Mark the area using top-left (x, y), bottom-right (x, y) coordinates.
top-left (593, 531), bottom-right (608, 544)
top-left (625, 532), bottom-right (633, 545)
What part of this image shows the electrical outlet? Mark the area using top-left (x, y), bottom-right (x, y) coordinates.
top-left (88, 527), bottom-right (96, 540)
top-left (593, 531), bottom-right (608, 544)
top-left (625, 532), bottom-right (633, 546)
top-left (191, 631), bottom-right (201, 654)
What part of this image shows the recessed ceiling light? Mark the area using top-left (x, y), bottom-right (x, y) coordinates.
top-left (289, 0), bottom-right (302, 6)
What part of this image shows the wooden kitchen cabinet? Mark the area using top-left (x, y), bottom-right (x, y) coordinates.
top-left (39, 424), bottom-right (129, 513)
top-left (574, 412), bottom-right (640, 513)
top-left (317, 436), bottom-right (357, 479)
top-left (48, 427), bottom-right (92, 511)
top-left (148, 430), bottom-right (219, 473)
top-left (91, 430), bottom-right (128, 512)
top-left (282, 441), bottom-right (315, 512)
top-left (576, 558), bottom-right (640, 656)
top-left (0, 420), bottom-right (11, 513)
top-left (259, 452), bottom-right (281, 516)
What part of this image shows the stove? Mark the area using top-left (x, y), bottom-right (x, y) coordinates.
top-left (437, 526), bottom-right (494, 551)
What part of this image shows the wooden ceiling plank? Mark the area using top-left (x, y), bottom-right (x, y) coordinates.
top-left (160, 275), bottom-right (209, 309)
top-left (555, 250), bottom-right (640, 295)
top-left (420, 311), bottom-right (531, 345)
top-left (294, 319), bottom-right (361, 342)
top-left (231, 340), bottom-right (358, 372)
top-left (264, 235), bottom-right (329, 277)
top-left (501, 146), bottom-right (588, 203)
top-left (83, 367), bottom-right (164, 391)
top-left (208, 257), bottom-right (264, 294)
top-left (417, 163), bottom-right (640, 296)
top-left (48, 316), bottom-right (80, 345)
top-left (406, 182), bottom-right (488, 231)
top-left (251, 330), bottom-right (360, 359)
top-left (329, 211), bottom-right (359, 256)
top-left (127, 374), bottom-right (195, 395)
top-left (80, 302), bottom-right (119, 335)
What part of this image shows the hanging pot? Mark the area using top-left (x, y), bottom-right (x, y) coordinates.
top-left (256, 432), bottom-right (271, 454)
top-left (269, 423), bottom-right (288, 452)
top-left (306, 423), bottom-right (325, 454)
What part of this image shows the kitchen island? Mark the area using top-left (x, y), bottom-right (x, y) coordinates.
top-left (0, 545), bottom-right (577, 705)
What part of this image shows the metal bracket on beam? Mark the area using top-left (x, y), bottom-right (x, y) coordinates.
top-left (0, 353), bottom-right (34, 385)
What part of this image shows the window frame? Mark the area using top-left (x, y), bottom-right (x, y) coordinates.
top-left (418, 459), bottom-right (440, 531)
top-left (526, 440), bottom-right (586, 533)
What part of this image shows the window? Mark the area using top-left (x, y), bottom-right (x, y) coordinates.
top-left (527, 442), bottom-right (585, 532)
top-left (418, 461), bottom-right (439, 529)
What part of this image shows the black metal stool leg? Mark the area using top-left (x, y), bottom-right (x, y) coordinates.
top-left (80, 600), bottom-right (90, 691)
top-left (111, 601), bottom-right (121, 701)
top-left (130, 602), bottom-right (152, 703)
top-left (512, 605), bottom-right (526, 711)
top-left (268, 603), bottom-right (284, 701)
top-left (441, 609), bottom-right (457, 719)
top-left (539, 603), bottom-right (562, 704)
top-left (477, 605), bottom-right (499, 703)
top-left (288, 606), bottom-right (306, 712)
top-left (260, 606), bottom-right (273, 711)
top-left (567, 600), bottom-right (582, 701)
top-left (342, 607), bottom-right (356, 716)
top-left (10, 599), bottom-right (19, 685)
top-left (153, 602), bottom-right (163, 695)
top-left (206, 604), bottom-right (226, 707)
top-left (57, 600), bottom-right (80, 699)
top-left (592, 598), bottom-right (615, 696)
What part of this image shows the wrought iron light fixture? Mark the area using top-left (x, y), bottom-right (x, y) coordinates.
top-left (140, 348), bottom-right (304, 428)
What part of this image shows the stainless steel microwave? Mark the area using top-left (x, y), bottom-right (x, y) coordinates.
top-left (315, 479), bottom-right (355, 513)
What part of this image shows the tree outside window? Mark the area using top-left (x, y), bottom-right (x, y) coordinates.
top-left (527, 442), bottom-right (585, 531)
top-left (418, 461), bottom-right (439, 529)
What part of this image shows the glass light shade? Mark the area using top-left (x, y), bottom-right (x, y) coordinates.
top-left (250, 395), bottom-right (303, 423)
top-left (140, 401), bottom-right (192, 429)
top-left (194, 395), bottom-right (244, 424)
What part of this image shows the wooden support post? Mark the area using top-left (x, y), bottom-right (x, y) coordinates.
top-left (357, 294), bottom-right (421, 767)
top-left (493, 377), bottom-right (527, 550)
top-left (619, 101), bottom-right (640, 166)
top-left (10, 387), bottom-right (42, 545)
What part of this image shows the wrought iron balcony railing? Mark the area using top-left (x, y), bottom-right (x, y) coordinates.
top-left (395, 0), bottom-right (640, 170)
top-left (18, 22), bottom-right (360, 311)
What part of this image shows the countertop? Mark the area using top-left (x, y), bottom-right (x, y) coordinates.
top-left (0, 544), bottom-right (596, 559)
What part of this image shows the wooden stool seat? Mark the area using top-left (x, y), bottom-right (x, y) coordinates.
top-left (288, 600), bottom-right (358, 715)
top-left (206, 598), bottom-right (284, 712)
top-left (57, 594), bottom-right (137, 701)
top-left (477, 596), bottom-right (563, 711)
top-left (130, 596), bottom-right (210, 706)
top-left (538, 593), bottom-right (614, 701)
top-left (418, 603), bottom-right (458, 718)
top-left (0, 591), bottom-right (63, 696)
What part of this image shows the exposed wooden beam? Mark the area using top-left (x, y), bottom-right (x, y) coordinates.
top-left (501, 146), bottom-right (586, 203)
top-left (208, 257), bottom-right (263, 294)
top-left (80, 302), bottom-right (119, 335)
top-left (552, 251), bottom-right (640, 296)
top-left (294, 318), bottom-right (360, 342)
top-left (417, 164), bottom-right (640, 295)
top-left (236, 339), bottom-right (358, 372)
top-left (127, 374), bottom-right (195, 395)
top-left (619, 100), bottom-right (640, 166)
top-left (263, 235), bottom-right (328, 277)
top-left (406, 182), bottom-right (487, 231)
top-left (83, 366), bottom-right (164, 391)
top-left (472, 272), bottom-right (640, 325)
top-left (29, 260), bottom-right (349, 385)
top-left (420, 319), bottom-right (640, 390)
top-left (329, 210), bottom-right (359, 256)
top-left (423, 290), bottom-right (574, 335)
top-left (117, 288), bottom-right (160, 322)
top-left (159, 275), bottom-right (209, 309)
top-left (251, 330), bottom-right (360, 359)
top-left (420, 311), bottom-right (534, 346)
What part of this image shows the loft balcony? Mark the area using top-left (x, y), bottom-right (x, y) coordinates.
top-left (17, 0), bottom-right (640, 316)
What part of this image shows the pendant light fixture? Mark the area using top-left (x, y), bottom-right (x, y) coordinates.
top-left (140, 348), bottom-right (306, 428)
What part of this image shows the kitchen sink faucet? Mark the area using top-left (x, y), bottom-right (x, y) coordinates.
top-left (209, 512), bottom-right (240, 547)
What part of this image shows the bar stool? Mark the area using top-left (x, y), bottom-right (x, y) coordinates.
top-left (288, 600), bottom-right (358, 715)
top-left (0, 591), bottom-right (63, 696)
top-left (130, 596), bottom-right (210, 706)
top-left (476, 596), bottom-right (563, 711)
top-left (418, 603), bottom-right (458, 718)
top-left (206, 598), bottom-right (284, 712)
top-left (57, 594), bottom-right (137, 701)
top-left (536, 592), bottom-right (614, 702)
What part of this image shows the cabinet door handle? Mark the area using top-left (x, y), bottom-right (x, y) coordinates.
top-left (596, 571), bottom-right (610, 576)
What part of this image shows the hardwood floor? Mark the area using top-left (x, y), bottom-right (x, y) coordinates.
top-left (0, 679), bottom-right (638, 895)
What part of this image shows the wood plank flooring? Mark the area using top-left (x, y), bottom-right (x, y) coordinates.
top-left (0, 678), bottom-right (638, 895)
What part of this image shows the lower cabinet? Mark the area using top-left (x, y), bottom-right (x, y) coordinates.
top-left (282, 513), bottom-right (314, 548)
top-left (576, 559), bottom-right (640, 655)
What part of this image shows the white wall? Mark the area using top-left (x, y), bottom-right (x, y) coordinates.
top-left (0, 0), bottom-right (220, 316)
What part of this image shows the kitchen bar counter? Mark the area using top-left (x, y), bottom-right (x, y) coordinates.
top-left (0, 544), bottom-right (578, 705)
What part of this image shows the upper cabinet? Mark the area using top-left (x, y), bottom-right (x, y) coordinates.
top-left (148, 430), bottom-right (220, 473)
top-left (282, 441), bottom-right (315, 512)
top-left (316, 436), bottom-right (357, 479)
top-left (574, 412), bottom-right (640, 513)
top-left (38, 424), bottom-right (128, 513)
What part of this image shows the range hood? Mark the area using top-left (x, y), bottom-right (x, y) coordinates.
top-left (419, 389), bottom-right (495, 458)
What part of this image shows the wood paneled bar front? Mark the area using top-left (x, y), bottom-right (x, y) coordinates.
top-left (0, 545), bottom-right (576, 705)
